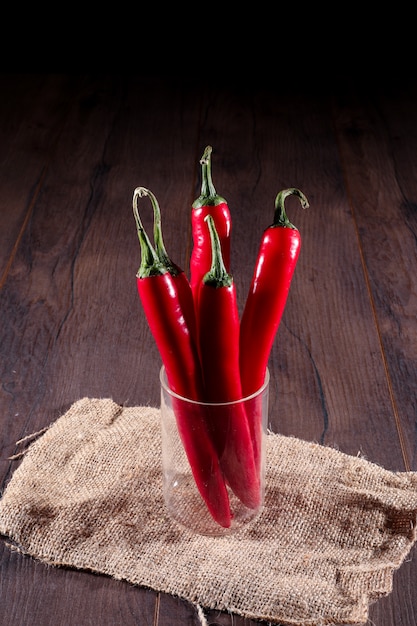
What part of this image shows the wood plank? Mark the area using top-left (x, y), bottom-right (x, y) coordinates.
top-left (0, 548), bottom-right (159, 625)
top-left (331, 79), bottom-right (417, 626)
top-left (1, 75), bottom-right (127, 471)
top-left (0, 74), bottom-right (82, 283)
top-left (333, 81), bottom-right (417, 472)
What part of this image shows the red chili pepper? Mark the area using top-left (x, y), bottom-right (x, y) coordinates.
top-left (240, 187), bottom-right (309, 397)
top-left (137, 186), bottom-right (197, 344)
top-left (132, 188), bottom-right (232, 528)
top-left (197, 214), bottom-right (260, 509)
top-left (190, 146), bottom-right (231, 308)
top-left (239, 188), bottom-right (308, 475)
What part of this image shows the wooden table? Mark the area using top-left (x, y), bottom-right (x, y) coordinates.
top-left (1, 73), bottom-right (416, 625)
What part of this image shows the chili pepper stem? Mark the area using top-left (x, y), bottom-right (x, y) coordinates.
top-left (192, 146), bottom-right (227, 209)
top-left (203, 215), bottom-right (232, 288)
top-left (200, 146), bottom-right (216, 198)
top-left (132, 188), bottom-right (164, 278)
top-left (273, 188), bottom-right (309, 228)
top-left (133, 186), bottom-right (180, 276)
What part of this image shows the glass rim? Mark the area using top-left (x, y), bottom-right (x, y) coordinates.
top-left (159, 365), bottom-right (270, 406)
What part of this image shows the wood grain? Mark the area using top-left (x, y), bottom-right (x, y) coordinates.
top-left (1, 73), bottom-right (416, 626)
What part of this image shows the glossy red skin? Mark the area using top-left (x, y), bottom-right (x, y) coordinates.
top-left (137, 273), bottom-right (202, 399)
top-left (240, 226), bottom-right (301, 397)
top-left (170, 268), bottom-right (198, 346)
top-left (137, 273), bottom-right (231, 527)
top-left (190, 202), bottom-right (231, 304)
top-left (198, 283), bottom-right (240, 402)
top-left (171, 393), bottom-right (231, 527)
top-left (198, 281), bottom-right (261, 509)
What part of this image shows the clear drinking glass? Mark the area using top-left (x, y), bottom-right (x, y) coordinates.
top-left (160, 366), bottom-right (269, 536)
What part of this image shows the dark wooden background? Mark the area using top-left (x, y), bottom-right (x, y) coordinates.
top-left (1, 71), bottom-right (416, 625)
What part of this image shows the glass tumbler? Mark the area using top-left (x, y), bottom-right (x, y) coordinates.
top-left (160, 366), bottom-right (269, 536)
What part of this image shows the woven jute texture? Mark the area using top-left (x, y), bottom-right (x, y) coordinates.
top-left (1, 398), bottom-right (417, 625)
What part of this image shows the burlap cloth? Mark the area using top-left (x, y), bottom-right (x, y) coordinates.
top-left (1, 398), bottom-right (417, 625)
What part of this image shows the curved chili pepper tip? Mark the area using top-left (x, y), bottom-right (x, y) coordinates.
top-left (200, 145), bottom-right (213, 165)
top-left (132, 188), bottom-right (151, 238)
top-left (132, 189), bottom-right (147, 234)
top-left (132, 187), bottom-right (165, 278)
top-left (193, 145), bottom-right (226, 209)
top-left (133, 186), bottom-right (151, 200)
top-left (273, 187), bottom-right (310, 229)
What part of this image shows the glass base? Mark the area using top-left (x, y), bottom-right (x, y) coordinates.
top-left (164, 473), bottom-right (263, 536)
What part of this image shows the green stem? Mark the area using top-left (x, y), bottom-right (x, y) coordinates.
top-left (137, 187), bottom-right (179, 275)
top-left (203, 215), bottom-right (233, 288)
top-left (200, 146), bottom-right (216, 198)
top-left (192, 145), bottom-right (227, 209)
top-left (273, 188), bottom-right (309, 229)
top-left (132, 187), bottom-right (165, 278)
